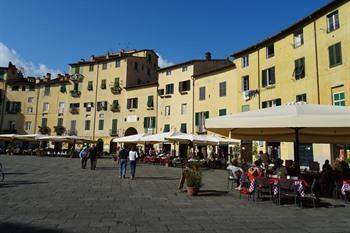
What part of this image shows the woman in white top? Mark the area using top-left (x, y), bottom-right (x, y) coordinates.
top-left (129, 146), bottom-right (139, 179)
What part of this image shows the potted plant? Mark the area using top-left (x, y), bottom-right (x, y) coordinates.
top-left (184, 164), bottom-right (202, 196)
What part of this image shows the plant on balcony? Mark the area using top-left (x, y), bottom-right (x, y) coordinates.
top-left (70, 89), bottom-right (81, 97)
top-left (38, 126), bottom-right (51, 135)
top-left (54, 126), bottom-right (66, 135)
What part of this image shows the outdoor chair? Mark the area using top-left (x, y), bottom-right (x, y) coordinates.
top-left (254, 176), bottom-right (272, 202)
top-left (302, 178), bottom-right (318, 208)
top-left (227, 170), bottom-right (237, 190)
top-left (239, 174), bottom-right (253, 201)
top-left (333, 180), bottom-right (343, 200)
top-left (278, 179), bottom-right (298, 206)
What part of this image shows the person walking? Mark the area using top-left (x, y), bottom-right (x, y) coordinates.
top-left (118, 145), bottom-right (129, 178)
top-left (79, 144), bottom-right (89, 169)
top-left (89, 145), bottom-right (98, 170)
top-left (129, 146), bottom-right (139, 180)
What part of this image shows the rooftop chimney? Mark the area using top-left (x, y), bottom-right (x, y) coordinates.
top-left (205, 52), bottom-right (212, 60)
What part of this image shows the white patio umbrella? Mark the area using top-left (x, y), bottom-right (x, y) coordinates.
top-left (140, 131), bottom-right (175, 143)
top-left (206, 102), bottom-right (350, 174)
top-left (0, 134), bottom-right (17, 141)
top-left (112, 133), bottom-right (146, 143)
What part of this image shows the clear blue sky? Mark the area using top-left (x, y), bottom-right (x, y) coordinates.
top-left (0, 0), bottom-right (329, 74)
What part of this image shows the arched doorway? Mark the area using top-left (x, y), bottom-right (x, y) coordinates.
top-left (124, 127), bottom-right (138, 136)
top-left (110, 138), bottom-right (117, 154)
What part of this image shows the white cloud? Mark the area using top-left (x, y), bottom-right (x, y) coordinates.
top-left (0, 42), bottom-right (62, 77)
top-left (157, 53), bottom-right (174, 68)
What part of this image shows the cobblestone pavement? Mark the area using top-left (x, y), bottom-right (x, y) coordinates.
top-left (1, 155), bottom-right (350, 233)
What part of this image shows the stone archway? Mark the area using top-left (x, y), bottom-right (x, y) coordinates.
top-left (124, 127), bottom-right (138, 136)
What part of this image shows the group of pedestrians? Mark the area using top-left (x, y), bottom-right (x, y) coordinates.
top-left (79, 144), bottom-right (99, 170)
top-left (116, 145), bottom-right (139, 179)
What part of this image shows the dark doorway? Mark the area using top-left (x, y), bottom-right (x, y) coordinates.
top-left (267, 142), bottom-right (280, 161)
top-left (298, 143), bottom-right (313, 166)
top-left (110, 139), bottom-right (118, 154)
top-left (241, 140), bottom-right (252, 163)
top-left (179, 144), bottom-right (188, 158)
top-left (124, 127), bottom-right (137, 136)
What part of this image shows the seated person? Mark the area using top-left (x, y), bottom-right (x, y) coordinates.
top-left (322, 159), bottom-right (333, 172)
top-left (273, 159), bottom-right (287, 178)
top-left (227, 160), bottom-right (243, 189)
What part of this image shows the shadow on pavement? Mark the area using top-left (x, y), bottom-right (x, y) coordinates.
top-left (196, 190), bottom-right (229, 197)
top-left (0, 222), bottom-right (66, 233)
top-left (135, 176), bottom-right (178, 181)
top-left (0, 180), bottom-right (48, 188)
top-left (4, 172), bottom-right (28, 176)
top-left (94, 167), bottom-right (117, 170)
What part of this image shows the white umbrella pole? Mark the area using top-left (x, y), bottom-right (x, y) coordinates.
top-left (294, 128), bottom-right (301, 175)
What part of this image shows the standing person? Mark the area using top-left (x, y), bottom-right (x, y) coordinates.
top-left (79, 144), bottom-right (89, 169)
top-left (113, 146), bottom-right (121, 166)
top-left (129, 146), bottom-right (139, 180)
top-left (89, 145), bottom-right (98, 170)
top-left (118, 145), bottom-right (129, 178)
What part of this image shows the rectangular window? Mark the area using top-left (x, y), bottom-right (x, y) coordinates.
top-left (144, 117), bottom-right (156, 129)
top-left (102, 62), bottom-right (107, 70)
top-left (25, 121), bottom-right (32, 131)
top-left (158, 89), bottom-right (164, 96)
top-left (219, 109), bottom-right (227, 116)
top-left (166, 70), bottom-right (171, 76)
top-left (27, 107), bottom-right (33, 113)
top-left (97, 101), bottom-right (108, 111)
top-left (296, 93), bottom-right (307, 103)
top-left (87, 81), bottom-right (93, 91)
top-left (242, 55), bottom-right (249, 68)
top-left (333, 92), bottom-right (345, 106)
top-left (6, 101), bottom-right (21, 113)
top-left (294, 57), bottom-right (305, 79)
top-left (195, 111), bottom-right (209, 133)
top-left (199, 86), bottom-right (206, 100)
top-left (57, 118), bottom-right (63, 127)
top-left (115, 59), bottom-right (121, 68)
top-left (41, 118), bottom-right (48, 127)
top-left (165, 83), bottom-right (174, 94)
top-left (85, 120), bottom-right (91, 130)
top-left (111, 119), bottom-right (118, 131)
top-left (70, 120), bottom-right (77, 132)
top-left (134, 62), bottom-right (138, 71)
top-left (180, 123), bottom-right (187, 133)
top-left (328, 42), bottom-right (342, 68)
top-left (182, 66), bottom-right (188, 72)
top-left (22, 86), bottom-right (26, 91)
top-left (262, 98), bottom-right (282, 108)
top-left (147, 96), bottom-right (154, 108)
top-left (126, 98), bottom-right (138, 109)
top-left (181, 103), bottom-right (187, 115)
top-left (165, 105), bottom-right (171, 116)
top-left (84, 102), bottom-right (94, 112)
top-left (163, 124), bottom-right (170, 133)
top-left (219, 81), bottom-right (226, 97)
top-left (241, 105), bottom-right (250, 112)
top-left (327, 10), bottom-right (339, 33)
top-left (73, 66), bottom-right (80, 74)
top-left (262, 67), bottom-right (275, 87)
top-left (28, 97), bottom-right (34, 103)
top-left (89, 64), bottom-right (94, 71)
top-left (44, 85), bottom-right (50, 96)
top-left (98, 119), bottom-right (104, 130)
top-left (43, 102), bottom-right (49, 113)
top-left (266, 44), bottom-right (274, 58)
top-left (293, 29), bottom-right (304, 48)
top-left (179, 80), bottom-right (190, 92)
top-left (101, 79), bottom-right (106, 89)
top-left (58, 102), bottom-right (65, 114)
top-left (242, 75), bottom-right (249, 91)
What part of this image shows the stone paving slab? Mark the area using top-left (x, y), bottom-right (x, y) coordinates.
top-left (1, 155), bottom-right (350, 233)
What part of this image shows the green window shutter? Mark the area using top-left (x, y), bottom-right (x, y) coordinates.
top-left (163, 124), bottom-right (170, 132)
top-left (151, 117), bottom-right (156, 128)
top-left (85, 120), bottom-right (90, 130)
top-left (329, 45), bottom-right (335, 67)
top-left (98, 120), bottom-right (104, 130)
top-left (195, 112), bottom-right (199, 126)
top-left (335, 43), bottom-right (342, 65)
top-left (204, 111), bottom-right (209, 119)
top-left (219, 109), bottom-right (227, 116)
top-left (144, 117), bottom-right (148, 128)
top-left (180, 123), bottom-right (187, 133)
top-left (262, 70), bottom-right (267, 87)
top-left (275, 98), bottom-right (282, 106)
top-left (270, 67), bottom-right (275, 84)
top-left (112, 119), bottom-right (117, 131)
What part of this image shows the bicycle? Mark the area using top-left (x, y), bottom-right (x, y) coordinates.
top-left (0, 161), bottom-right (4, 182)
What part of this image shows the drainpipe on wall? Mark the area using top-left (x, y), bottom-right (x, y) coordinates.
top-left (92, 64), bottom-right (100, 141)
top-left (191, 75), bottom-right (195, 134)
top-left (257, 50), bottom-right (261, 109)
top-left (313, 21), bottom-right (321, 104)
top-left (33, 83), bottom-right (40, 134)
top-left (0, 79), bottom-right (8, 132)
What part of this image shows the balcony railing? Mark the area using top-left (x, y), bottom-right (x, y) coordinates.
top-left (67, 129), bottom-right (77, 136)
top-left (110, 104), bottom-right (120, 112)
top-left (144, 128), bottom-right (155, 134)
top-left (38, 126), bottom-right (51, 135)
top-left (110, 85), bottom-right (122, 94)
top-left (69, 108), bottom-right (79, 114)
top-left (70, 90), bottom-right (81, 97)
top-left (109, 129), bottom-right (118, 136)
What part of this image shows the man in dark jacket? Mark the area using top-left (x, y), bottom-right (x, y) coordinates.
top-left (89, 145), bottom-right (98, 170)
top-left (118, 145), bottom-right (129, 178)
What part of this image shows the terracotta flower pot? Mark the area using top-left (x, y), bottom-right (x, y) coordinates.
top-left (187, 186), bottom-right (199, 196)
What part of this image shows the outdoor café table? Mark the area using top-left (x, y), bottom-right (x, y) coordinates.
top-left (268, 177), bottom-right (308, 197)
top-left (341, 179), bottom-right (350, 195)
